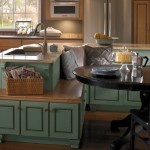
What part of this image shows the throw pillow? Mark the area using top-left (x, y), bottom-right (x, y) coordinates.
top-left (84, 45), bottom-right (112, 66)
top-left (63, 45), bottom-right (85, 67)
top-left (61, 49), bottom-right (78, 80)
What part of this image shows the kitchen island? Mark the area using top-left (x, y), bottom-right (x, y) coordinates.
top-left (0, 44), bottom-right (85, 148)
top-left (0, 43), bottom-right (150, 148)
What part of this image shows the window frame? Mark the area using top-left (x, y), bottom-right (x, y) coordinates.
top-left (0, 0), bottom-right (41, 31)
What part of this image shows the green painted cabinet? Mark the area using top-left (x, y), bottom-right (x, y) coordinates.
top-left (87, 86), bottom-right (141, 112)
top-left (0, 100), bottom-right (20, 135)
top-left (0, 63), bottom-right (5, 89)
top-left (0, 99), bottom-right (83, 148)
top-left (21, 101), bottom-right (49, 137)
top-left (0, 57), bottom-right (60, 91)
top-left (50, 103), bottom-right (79, 139)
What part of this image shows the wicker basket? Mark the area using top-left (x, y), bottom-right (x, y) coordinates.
top-left (6, 77), bottom-right (43, 95)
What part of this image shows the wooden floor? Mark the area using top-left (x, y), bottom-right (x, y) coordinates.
top-left (0, 111), bottom-right (148, 150)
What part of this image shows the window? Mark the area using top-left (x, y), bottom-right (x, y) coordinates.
top-left (0, 0), bottom-right (41, 31)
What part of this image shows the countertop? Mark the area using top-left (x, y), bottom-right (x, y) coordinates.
top-left (113, 43), bottom-right (150, 51)
top-left (0, 79), bottom-right (83, 103)
top-left (87, 43), bottom-right (150, 51)
top-left (0, 33), bottom-right (83, 40)
top-left (0, 43), bottom-right (64, 63)
top-left (0, 43), bottom-right (150, 63)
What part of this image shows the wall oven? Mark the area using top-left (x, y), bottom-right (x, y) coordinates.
top-left (50, 0), bottom-right (79, 18)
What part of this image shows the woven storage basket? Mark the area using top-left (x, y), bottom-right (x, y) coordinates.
top-left (6, 77), bottom-right (43, 95)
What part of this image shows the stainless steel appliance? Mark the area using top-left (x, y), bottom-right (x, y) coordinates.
top-left (84, 0), bottom-right (132, 43)
top-left (50, 0), bottom-right (79, 18)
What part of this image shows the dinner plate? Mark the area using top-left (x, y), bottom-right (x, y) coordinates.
top-left (91, 66), bottom-right (120, 77)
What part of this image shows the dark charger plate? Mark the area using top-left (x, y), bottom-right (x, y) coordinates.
top-left (91, 66), bottom-right (121, 78)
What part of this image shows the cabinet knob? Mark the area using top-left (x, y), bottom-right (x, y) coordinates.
top-left (45, 108), bottom-right (49, 112)
top-left (49, 108), bottom-right (56, 112)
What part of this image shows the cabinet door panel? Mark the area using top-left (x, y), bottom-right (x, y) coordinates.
top-left (127, 91), bottom-right (140, 102)
top-left (134, 1), bottom-right (150, 43)
top-left (90, 86), bottom-right (119, 104)
top-left (21, 101), bottom-right (48, 137)
top-left (49, 103), bottom-right (79, 139)
top-left (0, 100), bottom-right (20, 134)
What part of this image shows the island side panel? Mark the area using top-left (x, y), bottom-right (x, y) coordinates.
top-left (3, 58), bottom-right (60, 91)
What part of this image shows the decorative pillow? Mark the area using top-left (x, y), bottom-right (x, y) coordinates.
top-left (84, 45), bottom-right (112, 66)
top-left (61, 49), bottom-right (78, 80)
top-left (63, 45), bottom-right (85, 67)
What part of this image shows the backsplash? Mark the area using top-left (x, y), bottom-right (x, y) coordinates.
top-left (0, 31), bottom-right (16, 35)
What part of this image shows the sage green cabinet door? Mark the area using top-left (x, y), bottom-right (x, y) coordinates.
top-left (0, 100), bottom-right (20, 134)
top-left (21, 101), bottom-right (48, 137)
top-left (90, 86), bottom-right (120, 104)
top-left (88, 86), bottom-right (140, 111)
top-left (49, 103), bottom-right (79, 139)
top-left (127, 91), bottom-right (140, 107)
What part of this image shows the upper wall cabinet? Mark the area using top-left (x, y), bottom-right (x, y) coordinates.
top-left (45, 0), bottom-right (84, 20)
top-left (133, 0), bottom-right (150, 44)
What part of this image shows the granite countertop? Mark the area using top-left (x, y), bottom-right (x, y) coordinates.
top-left (87, 43), bottom-right (150, 51)
top-left (113, 43), bottom-right (150, 51)
top-left (0, 43), bottom-right (150, 63)
top-left (0, 43), bottom-right (63, 63)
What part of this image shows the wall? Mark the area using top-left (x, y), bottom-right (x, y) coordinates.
top-left (0, 0), bottom-right (82, 35)
top-left (41, 0), bottom-right (82, 34)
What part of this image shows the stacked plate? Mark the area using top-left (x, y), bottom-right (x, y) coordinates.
top-left (91, 66), bottom-right (120, 77)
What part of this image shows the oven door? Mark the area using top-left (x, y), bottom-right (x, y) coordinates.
top-left (50, 2), bottom-right (79, 18)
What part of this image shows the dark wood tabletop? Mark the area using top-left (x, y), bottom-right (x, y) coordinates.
top-left (73, 65), bottom-right (150, 92)
top-left (74, 65), bottom-right (150, 150)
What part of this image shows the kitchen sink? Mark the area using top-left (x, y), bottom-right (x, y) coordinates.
top-left (5, 49), bottom-right (41, 56)
top-left (0, 47), bottom-right (43, 60)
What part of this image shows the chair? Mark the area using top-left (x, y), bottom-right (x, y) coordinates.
top-left (130, 91), bottom-right (150, 150)
top-left (130, 110), bottom-right (150, 150)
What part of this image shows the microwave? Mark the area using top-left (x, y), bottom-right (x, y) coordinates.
top-left (50, 0), bottom-right (79, 18)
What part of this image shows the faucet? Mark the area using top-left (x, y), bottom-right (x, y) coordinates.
top-left (33, 23), bottom-right (47, 55)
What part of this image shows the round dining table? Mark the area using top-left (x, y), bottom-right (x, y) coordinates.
top-left (73, 65), bottom-right (150, 150)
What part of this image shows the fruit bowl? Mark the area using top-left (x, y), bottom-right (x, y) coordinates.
top-left (95, 37), bottom-right (118, 45)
